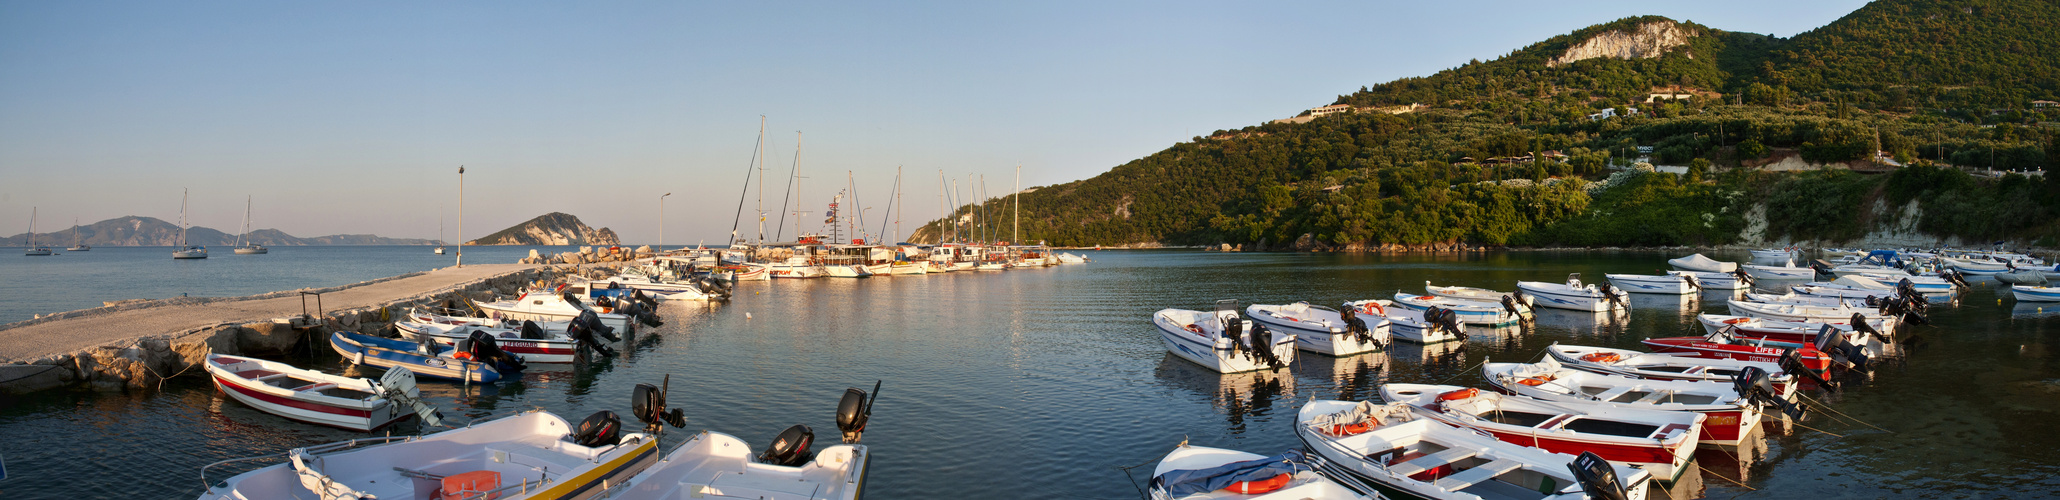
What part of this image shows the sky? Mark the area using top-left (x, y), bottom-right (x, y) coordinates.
top-left (0, 0), bottom-right (1871, 245)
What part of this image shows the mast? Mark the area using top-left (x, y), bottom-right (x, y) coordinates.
top-left (951, 178), bottom-right (961, 244)
top-left (937, 169), bottom-right (945, 244)
top-left (72, 218), bottom-right (80, 246)
top-left (238, 195), bottom-right (251, 247)
top-left (980, 175), bottom-right (989, 245)
top-left (775, 131), bottom-right (801, 241)
top-left (846, 170), bottom-right (862, 243)
top-left (756, 116), bottom-right (767, 244)
top-left (27, 207), bottom-right (35, 248)
top-left (1013, 164), bottom-right (1020, 246)
top-left (179, 188), bottom-right (189, 247)
top-left (894, 166), bottom-right (903, 244)
top-left (727, 118), bottom-right (764, 247)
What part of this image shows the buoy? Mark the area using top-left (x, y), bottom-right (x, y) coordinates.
top-left (746, 312), bottom-right (753, 320)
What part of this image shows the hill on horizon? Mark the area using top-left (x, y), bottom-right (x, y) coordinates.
top-left (1, 216), bottom-right (434, 247)
top-left (467, 212), bottom-right (620, 246)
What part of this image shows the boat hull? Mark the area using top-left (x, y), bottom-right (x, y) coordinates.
top-left (1152, 311), bottom-right (1296, 373)
top-left (2013, 286), bottom-right (2060, 302)
top-left (1605, 274), bottom-right (1695, 295)
top-left (204, 355), bottom-right (406, 431)
top-left (1742, 265), bottom-right (1814, 280)
top-left (1515, 283), bottom-right (1622, 312)
top-left (1245, 305), bottom-right (1386, 356)
top-left (330, 333), bottom-right (501, 383)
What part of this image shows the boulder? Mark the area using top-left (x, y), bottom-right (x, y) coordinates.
top-left (0, 364), bottom-right (71, 394)
top-left (240, 322), bottom-right (301, 355)
top-left (171, 326), bottom-right (241, 370)
top-left (528, 249), bottom-right (542, 260)
top-left (636, 245), bottom-right (653, 255)
top-left (580, 246), bottom-right (594, 254)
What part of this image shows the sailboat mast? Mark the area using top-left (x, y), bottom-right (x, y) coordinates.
top-left (238, 195), bottom-right (251, 247)
top-left (895, 166), bottom-right (903, 244)
top-left (937, 169), bottom-right (945, 244)
top-left (756, 116), bottom-right (766, 244)
top-left (28, 207), bottom-right (36, 247)
top-left (774, 131), bottom-right (801, 241)
top-left (180, 188), bottom-right (189, 246)
top-left (1013, 164), bottom-right (1020, 245)
top-left (980, 175), bottom-right (989, 245)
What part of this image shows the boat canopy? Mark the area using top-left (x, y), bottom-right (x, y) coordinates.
top-left (1861, 250), bottom-right (1903, 266)
top-left (1151, 449), bottom-right (1307, 496)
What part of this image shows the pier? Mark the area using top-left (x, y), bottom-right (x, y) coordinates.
top-left (0, 263), bottom-right (544, 394)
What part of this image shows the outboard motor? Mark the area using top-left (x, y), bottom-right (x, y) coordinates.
top-left (374, 367), bottom-right (444, 427)
top-left (631, 289), bottom-right (659, 309)
top-left (1732, 267), bottom-right (1756, 288)
top-left (1426, 307), bottom-right (1466, 341)
top-left (631, 378), bottom-right (687, 434)
top-left (1567, 451), bottom-right (1629, 500)
top-left (837, 381), bottom-right (881, 444)
top-left (1778, 347), bottom-right (1836, 390)
top-left (1681, 274), bottom-right (1702, 293)
top-left (1500, 294), bottom-right (1533, 323)
top-left (758, 424), bottom-right (816, 466)
top-left (1247, 323), bottom-right (1285, 369)
top-left (571, 410), bottom-right (623, 447)
top-left (1339, 308), bottom-right (1375, 345)
top-left (1848, 313), bottom-right (1889, 343)
top-left (1596, 282), bottom-right (1625, 309)
top-left (519, 320), bottom-right (548, 340)
top-left (1733, 366), bottom-right (1807, 419)
top-left (617, 299), bottom-right (663, 328)
top-left (1813, 325), bottom-right (1869, 371)
top-left (1808, 259), bottom-right (1836, 275)
top-left (467, 329), bottom-right (526, 374)
top-left (566, 311), bottom-right (619, 358)
top-left (594, 295), bottom-right (617, 311)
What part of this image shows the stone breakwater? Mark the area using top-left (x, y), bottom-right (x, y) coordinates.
top-left (516, 245), bottom-right (654, 265)
top-left (0, 264), bottom-right (562, 395)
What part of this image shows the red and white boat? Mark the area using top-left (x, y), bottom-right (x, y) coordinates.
top-left (1382, 383), bottom-right (1700, 482)
top-left (1695, 313), bottom-right (1889, 344)
top-left (1545, 343), bottom-right (1810, 395)
top-left (396, 320), bottom-right (580, 363)
top-left (204, 354), bottom-right (420, 431)
top-left (1483, 358), bottom-right (1800, 447)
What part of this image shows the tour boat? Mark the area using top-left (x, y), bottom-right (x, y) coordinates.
top-left (198, 409), bottom-right (660, 500)
top-left (1245, 301), bottom-right (1389, 356)
top-left (475, 289), bottom-right (642, 332)
top-left (2011, 285), bottom-right (2060, 302)
top-left (396, 320), bottom-right (581, 363)
top-left (1148, 446), bottom-right (1375, 500)
top-left (203, 354), bottom-right (426, 431)
top-left (1151, 300), bottom-right (1298, 373)
top-left (1516, 274), bottom-right (1627, 312)
top-left (1381, 383), bottom-right (1699, 482)
top-left (1296, 399), bottom-right (1652, 500)
top-left (1424, 281), bottom-right (1530, 306)
top-left (1482, 358), bottom-right (1797, 446)
top-left (1389, 292), bottom-right (1524, 325)
top-left (1666, 270), bottom-right (1750, 290)
top-left (329, 331), bottom-right (517, 383)
top-left (1350, 299), bottom-right (1464, 344)
top-left (1668, 253), bottom-right (1735, 273)
top-left (609, 381), bottom-right (878, 500)
top-left (1543, 344), bottom-right (1798, 389)
top-left (1603, 273), bottom-right (1699, 295)
top-left (1740, 262), bottom-right (1814, 280)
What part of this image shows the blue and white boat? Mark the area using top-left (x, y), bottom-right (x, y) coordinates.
top-left (1350, 299), bottom-right (1464, 344)
top-left (1245, 302), bottom-right (1389, 356)
top-left (1152, 300), bottom-right (1298, 373)
top-left (1389, 292), bottom-right (1522, 325)
top-left (2012, 285), bottom-right (2060, 302)
top-left (329, 331), bottom-right (519, 383)
top-left (1516, 274), bottom-right (1627, 312)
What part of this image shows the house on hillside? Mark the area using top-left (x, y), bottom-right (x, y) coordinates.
top-left (1309, 104), bottom-right (1353, 117)
top-left (1587, 108), bottom-right (1618, 120)
top-left (1645, 93), bottom-right (1694, 103)
top-left (2035, 100), bottom-right (2058, 109)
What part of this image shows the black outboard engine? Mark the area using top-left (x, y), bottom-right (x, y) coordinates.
top-left (572, 410), bottom-right (623, 447)
top-left (1777, 348), bottom-right (1835, 390)
top-left (594, 295), bottom-right (617, 310)
top-left (566, 311), bottom-right (619, 358)
top-left (1813, 325), bottom-right (1869, 371)
top-left (1597, 282), bottom-right (1625, 309)
top-left (631, 289), bottom-right (659, 309)
top-left (1848, 313), bottom-right (1888, 343)
top-left (1681, 274), bottom-right (1701, 293)
top-left (1247, 323), bottom-right (1284, 369)
top-left (1500, 294), bottom-right (1533, 324)
top-left (1340, 308), bottom-right (1375, 345)
top-left (837, 381), bottom-right (881, 444)
top-left (1426, 307), bottom-right (1466, 341)
top-left (466, 330), bottom-right (526, 374)
top-left (1567, 451), bottom-right (1629, 500)
top-left (520, 320), bottom-right (548, 340)
top-left (1732, 366), bottom-right (1807, 419)
top-left (617, 299), bottom-right (663, 328)
top-left (631, 380), bottom-right (688, 433)
top-left (1732, 268), bottom-right (1756, 287)
top-left (758, 424), bottom-right (815, 466)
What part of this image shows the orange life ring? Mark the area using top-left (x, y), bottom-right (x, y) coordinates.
top-left (1328, 422), bottom-right (1372, 436)
top-left (1580, 353), bottom-right (1622, 363)
top-left (1362, 302), bottom-right (1386, 316)
top-left (1222, 473), bottom-right (1292, 495)
top-left (1437, 388), bottom-right (1479, 401)
top-left (452, 351), bottom-right (473, 360)
top-left (1184, 324), bottom-right (1203, 334)
top-left (1723, 318), bottom-right (1752, 325)
top-left (1416, 295), bottom-right (1437, 301)
top-left (1517, 375), bottom-right (1556, 386)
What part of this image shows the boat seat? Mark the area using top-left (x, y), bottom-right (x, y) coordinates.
top-left (294, 383), bottom-right (335, 392)
top-left (1388, 448), bottom-right (1481, 477)
top-left (1631, 390), bottom-right (1674, 404)
top-left (234, 369), bottom-right (281, 380)
top-left (1590, 386), bottom-right (1634, 402)
top-left (1434, 459), bottom-right (1522, 491)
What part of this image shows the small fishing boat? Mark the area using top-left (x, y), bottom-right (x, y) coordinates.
top-left (1943, 256), bottom-right (2010, 275)
top-left (1389, 292), bottom-right (1525, 325)
top-left (1246, 301), bottom-right (1390, 356)
top-left (330, 331), bottom-right (520, 383)
top-left (1639, 327), bottom-right (1863, 381)
top-left (1352, 300), bottom-right (1465, 344)
top-left (1296, 399), bottom-right (1652, 500)
top-left (395, 320), bottom-right (584, 363)
top-left (203, 354), bottom-right (434, 431)
top-left (1603, 273), bottom-right (1699, 295)
top-left (1749, 248), bottom-right (1799, 262)
top-left (1148, 446), bottom-right (1375, 499)
top-left (1482, 358), bottom-right (1801, 446)
top-left (1057, 252), bottom-right (1088, 264)
top-left (1995, 269), bottom-right (2049, 286)
top-left (1424, 281), bottom-right (1530, 306)
top-left (1668, 253), bottom-right (1735, 273)
top-left (610, 380), bottom-right (878, 500)
top-left (1744, 291), bottom-right (1874, 309)
top-left (1740, 261), bottom-right (1814, 280)
top-left (1151, 300), bottom-right (1298, 373)
top-left (474, 288), bottom-right (652, 333)
top-left (1543, 344), bottom-right (1799, 389)
top-left (1725, 299), bottom-right (1914, 328)
top-left (573, 273), bottom-right (729, 301)
top-left (1694, 313), bottom-right (1891, 344)
top-left (2012, 285), bottom-right (2060, 302)
top-left (1516, 274), bottom-right (1627, 312)
top-left (1381, 383), bottom-right (1699, 482)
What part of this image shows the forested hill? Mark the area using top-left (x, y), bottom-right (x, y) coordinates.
top-left (914, 0), bottom-right (2060, 249)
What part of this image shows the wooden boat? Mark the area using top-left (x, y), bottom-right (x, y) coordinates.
top-left (609, 380), bottom-right (877, 500)
top-left (1603, 273), bottom-right (1698, 295)
top-left (330, 331), bottom-right (514, 383)
top-left (2012, 285), bottom-right (2060, 302)
top-left (203, 354), bottom-right (426, 431)
top-left (1516, 274), bottom-right (1626, 312)
top-left (1482, 358), bottom-right (1800, 446)
top-left (1149, 446), bottom-right (1375, 499)
top-left (1349, 299), bottom-right (1464, 344)
top-left (1245, 301), bottom-right (1389, 356)
top-left (1296, 399), bottom-right (1652, 500)
top-left (1390, 292), bottom-right (1525, 325)
top-left (1381, 383), bottom-right (1699, 482)
top-left (1151, 300), bottom-right (1297, 373)
top-left (1668, 253), bottom-right (1735, 273)
top-left (198, 409), bottom-right (659, 500)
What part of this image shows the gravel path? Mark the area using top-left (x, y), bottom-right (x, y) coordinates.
top-left (0, 263), bottom-right (538, 363)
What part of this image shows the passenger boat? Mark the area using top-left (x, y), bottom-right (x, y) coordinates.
top-left (1482, 358), bottom-right (1799, 446)
top-left (1668, 253), bottom-right (1735, 273)
top-left (1740, 262), bottom-right (1814, 280)
top-left (329, 331), bottom-right (519, 383)
top-left (1603, 273), bottom-right (1699, 295)
top-left (1381, 383), bottom-right (1699, 482)
top-left (1148, 446), bottom-right (1375, 499)
top-left (396, 320), bottom-right (582, 363)
top-left (198, 408), bottom-right (659, 500)
top-left (1516, 274), bottom-right (1627, 312)
top-left (1351, 300), bottom-right (1464, 344)
top-left (1389, 292), bottom-right (1524, 326)
top-left (1245, 301), bottom-right (1389, 356)
top-left (475, 289), bottom-right (646, 332)
top-left (1666, 270), bottom-right (1750, 290)
top-left (203, 354), bottom-right (431, 431)
top-left (609, 380), bottom-right (877, 500)
top-left (1151, 300), bottom-right (1297, 373)
top-left (1296, 399), bottom-right (1652, 500)
top-left (2011, 285), bottom-right (2060, 302)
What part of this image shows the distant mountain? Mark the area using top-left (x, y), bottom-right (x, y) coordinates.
top-left (0, 216), bottom-right (434, 246)
top-left (467, 212), bottom-right (619, 246)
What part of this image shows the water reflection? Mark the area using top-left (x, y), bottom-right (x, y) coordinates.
top-left (1294, 352), bottom-right (1389, 402)
top-left (1530, 307), bottom-right (1620, 334)
top-left (1152, 354), bottom-right (1296, 433)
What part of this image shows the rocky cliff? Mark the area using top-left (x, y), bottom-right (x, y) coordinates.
top-left (467, 212), bottom-right (620, 246)
top-left (1547, 21), bottom-right (1694, 67)
top-left (0, 216), bottom-right (433, 246)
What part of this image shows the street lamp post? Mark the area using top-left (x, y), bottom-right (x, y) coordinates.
top-left (457, 165), bottom-right (465, 267)
top-left (660, 192), bottom-right (671, 250)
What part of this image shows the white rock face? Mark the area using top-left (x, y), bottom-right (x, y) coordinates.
top-left (1549, 21), bottom-right (1693, 67)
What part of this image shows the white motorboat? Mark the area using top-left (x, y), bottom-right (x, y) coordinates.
top-left (1148, 445), bottom-right (1375, 499)
top-left (1481, 358), bottom-right (1796, 447)
top-left (232, 195), bottom-right (267, 254)
top-left (1381, 383), bottom-right (1699, 482)
top-left (2012, 285), bottom-right (2060, 302)
top-left (1424, 281), bottom-right (1530, 306)
top-left (1725, 299), bottom-right (1909, 328)
top-left (1744, 291), bottom-right (1873, 309)
top-left (173, 189), bottom-right (208, 259)
top-left (1740, 261), bottom-right (1814, 280)
top-left (574, 273), bottom-right (727, 301)
top-left (1603, 273), bottom-right (1699, 295)
top-left (1151, 300), bottom-right (1298, 373)
top-left (1543, 344), bottom-right (1796, 388)
top-left (1245, 301), bottom-right (1389, 356)
top-left (1827, 264), bottom-right (1907, 278)
top-left (1995, 269), bottom-right (2050, 286)
top-left (330, 331), bottom-right (518, 383)
top-left (1516, 274), bottom-right (1627, 312)
top-left (1352, 300), bottom-right (1465, 344)
top-left (1296, 399), bottom-right (1652, 500)
top-left (1057, 252), bottom-right (1088, 264)
top-left (1389, 292), bottom-right (1525, 325)
top-left (396, 319), bottom-right (585, 363)
top-left (474, 289), bottom-right (647, 333)
top-left (23, 207), bottom-right (52, 256)
top-left (1942, 256), bottom-right (2011, 275)
top-left (1667, 253), bottom-right (1735, 273)
top-left (199, 408), bottom-right (659, 500)
top-left (609, 381), bottom-right (877, 500)
top-left (203, 354), bottom-right (436, 431)
top-left (1694, 313), bottom-right (1893, 347)
top-left (1749, 248), bottom-right (1799, 262)
top-left (1666, 270), bottom-right (1750, 290)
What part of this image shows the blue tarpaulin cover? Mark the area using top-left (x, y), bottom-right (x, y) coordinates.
top-left (1152, 449), bottom-right (1306, 496)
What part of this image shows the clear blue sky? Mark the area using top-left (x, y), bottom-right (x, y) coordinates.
top-left (0, 0), bottom-right (1868, 244)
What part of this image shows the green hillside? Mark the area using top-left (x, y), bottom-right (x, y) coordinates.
top-left (919, 0), bottom-right (2060, 249)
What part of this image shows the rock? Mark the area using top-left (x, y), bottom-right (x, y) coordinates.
top-left (635, 245), bottom-right (653, 255)
top-left (240, 322), bottom-right (300, 355)
top-left (79, 346), bottom-right (156, 391)
top-left (1293, 233), bottom-right (1318, 251)
top-left (528, 249), bottom-right (542, 260)
top-left (0, 364), bottom-right (71, 394)
top-left (580, 246), bottom-right (594, 254)
top-left (104, 299), bottom-right (152, 308)
top-left (173, 326), bottom-right (242, 369)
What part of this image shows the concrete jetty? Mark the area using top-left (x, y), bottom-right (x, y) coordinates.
top-left (0, 263), bottom-right (547, 394)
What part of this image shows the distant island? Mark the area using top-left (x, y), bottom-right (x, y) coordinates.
top-left (0, 216), bottom-right (434, 246)
top-left (467, 212), bottom-right (620, 246)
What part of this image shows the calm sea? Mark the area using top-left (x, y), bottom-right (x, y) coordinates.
top-left (1, 249), bottom-right (2056, 499)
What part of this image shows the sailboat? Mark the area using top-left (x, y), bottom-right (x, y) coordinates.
top-left (65, 218), bottom-right (89, 251)
top-left (434, 215), bottom-right (446, 254)
top-left (173, 189), bottom-right (208, 259)
top-left (233, 196), bottom-right (267, 254)
top-left (24, 207), bottom-right (53, 256)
